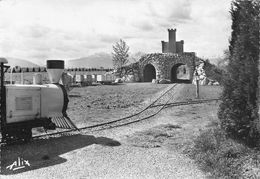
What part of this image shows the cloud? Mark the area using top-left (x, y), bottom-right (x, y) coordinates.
top-left (132, 20), bottom-right (154, 31)
top-left (147, 0), bottom-right (192, 24)
top-left (99, 34), bottom-right (120, 43)
top-left (0, 0), bottom-right (232, 64)
top-left (20, 25), bottom-right (51, 38)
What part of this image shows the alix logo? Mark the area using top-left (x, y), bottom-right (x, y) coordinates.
top-left (6, 157), bottom-right (30, 171)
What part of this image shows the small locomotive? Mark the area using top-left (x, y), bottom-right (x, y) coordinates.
top-left (0, 59), bottom-right (77, 143)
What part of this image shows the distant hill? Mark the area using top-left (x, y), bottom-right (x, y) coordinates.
top-left (67, 52), bottom-right (113, 68)
top-left (4, 51), bottom-right (145, 69)
top-left (4, 57), bottom-right (39, 67)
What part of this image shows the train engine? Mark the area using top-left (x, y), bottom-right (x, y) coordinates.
top-left (0, 59), bottom-right (77, 143)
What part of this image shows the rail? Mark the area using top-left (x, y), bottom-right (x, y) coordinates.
top-left (0, 83), bottom-right (220, 145)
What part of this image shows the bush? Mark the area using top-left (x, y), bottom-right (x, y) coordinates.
top-left (218, 0), bottom-right (260, 146)
top-left (190, 127), bottom-right (248, 178)
top-left (203, 59), bottom-right (226, 85)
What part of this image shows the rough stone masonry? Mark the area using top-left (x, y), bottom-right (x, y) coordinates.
top-left (138, 29), bottom-right (196, 83)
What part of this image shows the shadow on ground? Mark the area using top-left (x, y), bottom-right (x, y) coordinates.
top-left (1, 134), bottom-right (120, 175)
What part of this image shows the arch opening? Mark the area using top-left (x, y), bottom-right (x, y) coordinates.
top-left (171, 63), bottom-right (191, 83)
top-left (143, 64), bottom-right (156, 82)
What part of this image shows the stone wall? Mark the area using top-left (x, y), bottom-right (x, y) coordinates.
top-left (138, 52), bottom-right (196, 82)
top-left (176, 40), bottom-right (184, 53)
top-left (119, 62), bottom-right (140, 82)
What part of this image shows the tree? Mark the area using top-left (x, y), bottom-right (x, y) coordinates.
top-left (218, 0), bottom-right (260, 146)
top-left (217, 49), bottom-right (230, 71)
top-left (112, 39), bottom-right (130, 77)
top-left (129, 51), bottom-right (146, 63)
top-left (203, 59), bottom-right (225, 84)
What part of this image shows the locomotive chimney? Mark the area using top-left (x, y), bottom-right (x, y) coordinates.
top-left (46, 60), bottom-right (64, 83)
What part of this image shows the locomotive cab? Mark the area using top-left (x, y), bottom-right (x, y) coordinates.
top-left (0, 60), bottom-right (74, 143)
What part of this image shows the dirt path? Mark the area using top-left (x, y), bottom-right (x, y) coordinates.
top-left (1, 84), bottom-right (217, 179)
top-left (1, 115), bottom-right (207, 179)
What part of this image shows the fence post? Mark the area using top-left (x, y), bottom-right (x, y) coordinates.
top-left (196, 79), bottom-right (200, 99)
top-left (195, 71), bottom-right (200, 99)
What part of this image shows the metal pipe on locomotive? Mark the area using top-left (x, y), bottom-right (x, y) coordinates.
top-left (0, 59), bottom-right (77, 143)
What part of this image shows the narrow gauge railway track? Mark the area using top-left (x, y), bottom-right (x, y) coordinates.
top-left (1, 84), bottom-right (220, 144)
top-left (152, 98), bottom-right (220, 108)
top-left (31, 83), bottom-right (178, 139)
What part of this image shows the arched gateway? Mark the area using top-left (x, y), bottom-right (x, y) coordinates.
top-left (143, 64), bottom-right (156, 82)
top-left (122, 29), bottom-right (196, 83)
top-left (139, 53), bottom-right (195, 83)
top-left (171, 63), bottom-right (191, 83)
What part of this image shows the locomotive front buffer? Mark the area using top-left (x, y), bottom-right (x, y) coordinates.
top-left (0, 59), bottom-right (78, 143)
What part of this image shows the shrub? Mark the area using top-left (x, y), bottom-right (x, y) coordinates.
top-left (218, 0), bottom-right (260, 146)
top-left (203, 59), bottom-right (226, 85)
top-left (191, 127), bottom-right (248, 178)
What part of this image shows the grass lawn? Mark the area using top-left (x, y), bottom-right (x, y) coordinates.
top-left (67, 83), bottom-right (172, 127)
top-left (67, 83), bottom-right (223, 128)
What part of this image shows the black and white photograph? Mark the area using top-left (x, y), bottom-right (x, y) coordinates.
top-left (0, 0), bottom-right (259, 178)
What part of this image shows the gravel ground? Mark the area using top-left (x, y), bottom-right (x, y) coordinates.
top-left (1, 84), bottom-right (220, 178)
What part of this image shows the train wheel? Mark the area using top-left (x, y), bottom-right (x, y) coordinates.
top-left (2, 128), bottom-right (32, 144)
top-left (3, 128), bottom-right (22, 144)
top-left (2, 130), bottom-right (13, 144)
top-left (21, 128), bottom-right (32, 142)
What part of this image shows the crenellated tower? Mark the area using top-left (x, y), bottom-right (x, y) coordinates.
top-left (161, 29), bottom-right (184, 54)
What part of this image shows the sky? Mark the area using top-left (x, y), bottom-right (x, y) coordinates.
top-left (0, 0), bottom-right (232, 65)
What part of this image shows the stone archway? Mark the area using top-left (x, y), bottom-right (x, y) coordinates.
top-left (171, 63), bottom-right (191, 83)
top-left (139, 53), bottom-right (195, 82)
top-left (143, 64), bottom-right (156, 82)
